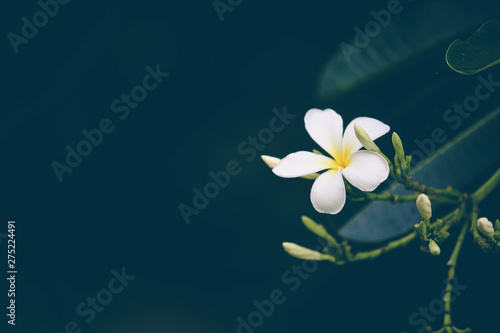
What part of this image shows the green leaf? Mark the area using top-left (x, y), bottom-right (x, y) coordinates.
top-left (446, 20), bottom-right (500, 75)
top-left (339, 106), bottom-right (500, 243)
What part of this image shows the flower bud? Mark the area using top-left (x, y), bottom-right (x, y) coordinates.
top-left (261, 155), bottom-right (319, 179)
top-left (477, 217), bottom-right (495, 238)
top-left (429, 240), bottom-right (441, 256)
top-left (416, 194), bottom-right (432, 220)
top-left (435, 231), bottom-right (450, 243)
top-left (261, 155), bottom-right (281, 169)
top-left (434, 219), bottom-right (444, 231)
top-left (301, 216), bottom-right (338, 246)
top-left (392, 132), bottom-right (407, 170)
top-left (354, 124), bottom-right (381, 153)
top-left (394, 153), bottom-right (402, 178)
top-left (419, 220), bottom-right (427, 234)
top-left (282, 242), bottom-right (335, 261)
top-left (417, 220), bottom-right (427, 242)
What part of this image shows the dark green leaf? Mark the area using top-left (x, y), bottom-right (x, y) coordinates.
top-left (318, 1), bottom-right (497, 101)
top-left (339, 107), bottom-right (500, 243)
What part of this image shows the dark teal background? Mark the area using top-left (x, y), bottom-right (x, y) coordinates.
top-left (1, 0), bottom-right (500, 332)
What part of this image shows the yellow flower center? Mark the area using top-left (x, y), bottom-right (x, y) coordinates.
top-left (329, 152), bottom-right (349, 171)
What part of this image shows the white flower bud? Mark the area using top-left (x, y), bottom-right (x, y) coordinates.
top-left (282, 242), bottom-right (334, 261)
top-left (262, 155), bottom-right (319, 180)
top-left (416, 194), bottom-right (432, 220)
top-left (477, 217), bottom-right (495, 238)
top-left (429, 240), bottom-right (441, 256)
top-left (261, 155), bottom-right (281, 169)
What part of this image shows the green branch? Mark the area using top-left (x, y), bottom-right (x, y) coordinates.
top-left (347, 191), bottom-right (460, 205)
top-left (350, 232), bottom-right (416, 261)
top-left (433, 217), bottom-right (471, 333)
top-left (404, 176), bottom-right (463, 198)
top-left (471, 166), bottom-right (500, 203)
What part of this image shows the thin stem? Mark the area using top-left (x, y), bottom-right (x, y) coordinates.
top-left (404, 178), bottom-right (463, 198)
top-left (470, 204), bottom-right (483, 245)
top-left (351, 232), bottom-right (416, 261)
top-left (348, 192), bottom-right (460, 205)
top-left (441, 207), bottom-right (466, 233)
top-left (471, 166), bottom-right (500, 203)
top-left (440, 219), bottom-right (470, 332)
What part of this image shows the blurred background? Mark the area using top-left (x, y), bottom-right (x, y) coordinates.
top-left (1, 0), bottom-right (500, 332)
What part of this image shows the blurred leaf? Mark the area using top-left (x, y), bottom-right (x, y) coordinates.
top-left (446, 20), bottom-right (500, 75)
top-left (318, 1), bottom-right (497, 101)
top-left (338, 106), bottom-right (500, 243)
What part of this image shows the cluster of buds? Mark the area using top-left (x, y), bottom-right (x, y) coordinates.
top-left (353, 125), bottom-right (411, 182)
top-left (476, 217), bottom-right (500, 252)
top-left (391, 132), bottom-right (411, 181)
top-left (414, 194), bottom-right (449, 256)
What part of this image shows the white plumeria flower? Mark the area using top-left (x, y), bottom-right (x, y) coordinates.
top-left (273, 108), bottom-right (390, 214)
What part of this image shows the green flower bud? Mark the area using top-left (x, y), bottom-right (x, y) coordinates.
top-left (354, 124), bottom-right (381, 153)
top-left (416, 194), bottom-right (432, 220)
top-left (429, 240), bottom-right (441, 256)
top-left (477, 217), bottom-right (495, 238)
top-left (392, 132), bottom-right (407, 170)
top-left (417, 220), bottom-right (427, 242)
top-left (301, 216), bottom-right (337, 246)
top-left (434, 219), bottom-right (444, 231)
top-left (419, 220), bottom-right (427, 235)
top-left (394, 154), bottom-right (402, 178)
top-left (435, 231), bottom-right (450, 243)
top-left (282, 242), bottom-right (335, 262)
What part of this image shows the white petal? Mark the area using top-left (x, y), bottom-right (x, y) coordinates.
top-left (342, 117), bottom-right (390, 156)
top-left (304, 108), bottom-right (344, 161)
top-left (310, 169), bottom-right (346, 214)
top-left (341, 151), bottom-right (389, 192)
top-left (272, 151), bottom-right (337, 178)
